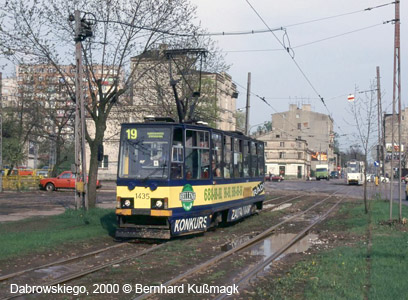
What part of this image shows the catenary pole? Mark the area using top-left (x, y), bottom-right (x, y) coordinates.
top-left (392, 0), bottom-right (402, 220)
top-left (0, 72), bottom-right (2, 193)
top-left (245, 72), bottom-right (251, 135)
top-left (74, 10), bottom-right (82, 209)
top-left (376, 67), bottom-right (382, 193)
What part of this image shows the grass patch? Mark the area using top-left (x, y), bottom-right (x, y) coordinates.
top-left (253, 200), bottom-right (408, 299)
top-left (0, 208), bottom-right (116, 259)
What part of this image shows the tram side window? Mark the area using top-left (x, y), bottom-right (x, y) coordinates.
top-left (243, 141), bottom-right (250, 177)
top-left (224, 135), bottom-right (233, 178)
top-left (258, 142), bottom-right (265, 176)
top-left (171, 128), bottom-right (184, 179)
top-left (185, 130), bottom-right (210, 179)
top-left (212, 132), bottom-right (223, 178)
top-left (250, 141), bottom-right (258, 177)
top-left (233, 138), bottom-right (243, 178)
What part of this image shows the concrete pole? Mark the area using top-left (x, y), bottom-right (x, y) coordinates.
top-left (376, 67), bottom-right (382, 192)
top-left (74, 10), bottom-right (82, 209)
top-left (0, 72), bottom-right (2, 193)
top-left (245, 72), bottom-right (251, 136)
top-left (392, 0), bottom-right (402, 220)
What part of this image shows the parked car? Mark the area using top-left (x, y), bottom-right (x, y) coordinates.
top-left (16, 166), bottom-right (33, 176)
top-left (330, 171), bottom-right (339, 179)
top-left (39, 171), bottom-right (101, 191)
top-left (265, 174), bottom-right (284, 182)
top-left (380, 176), bottom-right (390, 183)
top-left (366, 174), bottom-right (375, 183)
top-left (401, 176), bottom-right (408, 183)
top-left (36, 166), bottom-right (50, 178)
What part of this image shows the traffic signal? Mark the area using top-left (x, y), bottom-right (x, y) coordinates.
top-left (78, 18), bottom-right (93, 41)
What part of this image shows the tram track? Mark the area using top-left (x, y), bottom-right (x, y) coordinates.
top-left (0, 191), bottom-right (326, 300)
top-left (215, 193), bottom-right (349, 300)
top-left (0, 193), bottom-right (290, 292)
top-left (0, 242), bottom-right (165, 300)
top-left (134, 188), bottom-right (347, 300)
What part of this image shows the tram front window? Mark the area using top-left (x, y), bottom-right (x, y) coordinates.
top-left (119, 127), bottom-right (170, 179)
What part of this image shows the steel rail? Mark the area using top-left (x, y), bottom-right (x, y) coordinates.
top-left (262, 194), bottom-right (302, 211)
top-left (0, 242), bottom-right (130, 282)
top-left (214, 195), bottom-right (347, 300)
top-left (133, 188), bottom-right (344, 300)
top-left (2, 243), bottom-right (165, 300)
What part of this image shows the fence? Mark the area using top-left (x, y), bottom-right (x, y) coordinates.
top-left (2, 175), bottom-right (42, 191)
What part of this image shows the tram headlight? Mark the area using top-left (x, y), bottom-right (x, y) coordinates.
top-left (151, 198), bottom-right (167, 209)
top-left (120, 198), bottom-right (134, 209)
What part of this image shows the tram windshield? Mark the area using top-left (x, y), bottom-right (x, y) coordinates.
top-left (347, 162), bottom-right (360, 173)
top-left (119, 127), bottom-right (170, 179)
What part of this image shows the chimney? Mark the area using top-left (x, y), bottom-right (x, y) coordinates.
top-left (289, 104), bottom-right (298, 111)
top-left (302, 104), bottom-right (311, 111)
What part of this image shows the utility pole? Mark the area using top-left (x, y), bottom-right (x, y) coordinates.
top-left (73, 10), bottom-right (90, 209)
top-left (392, 0), bottom-right (402, 221)
top-left (0, 72), bottom-right (2, 193)
top-left (74, 10), bottom-right (82, 209)
top-left (245, 72), bottom-right (251, 136)
top-left (376, 67), bottom-right (382, 192)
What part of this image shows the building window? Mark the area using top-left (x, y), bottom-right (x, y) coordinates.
top-left (297, 123), bottom-right (301, 130)
top-left (298, 152), bottom-right (303, 159)
top-left (296, 114), bottom-right (300, 118)
top-left (276, 134), bottom-right (280, 138)
top-left (279, 152), bottom-right (285, 158)
top-left (298, 136), bottom-right (301, 140)
top-left (98, 155), bottom-right (109, 168)
top-left (280, 142), bottom-right (285, 147)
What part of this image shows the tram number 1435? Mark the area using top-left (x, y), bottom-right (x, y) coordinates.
top-left (228, 204), bottom-right (253, 222)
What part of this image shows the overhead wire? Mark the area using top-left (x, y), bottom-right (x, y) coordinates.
top-left (233, 80), bottom-right (335, 145)
top-left (244, 0), bottom-right (328, 114)
top-left (94, 1), bottom-right (395, 38)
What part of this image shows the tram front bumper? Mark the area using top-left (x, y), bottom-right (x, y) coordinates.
top-left (116, 209), bottom-right (172, 217)
top-left (115, 227), bottom-right (171, 239)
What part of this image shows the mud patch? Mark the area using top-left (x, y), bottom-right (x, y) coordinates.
top-left (0, 208), bottom-right (65, 222)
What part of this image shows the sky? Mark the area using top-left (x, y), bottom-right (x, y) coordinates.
top-left (190, 0), bottom-right (406, 153)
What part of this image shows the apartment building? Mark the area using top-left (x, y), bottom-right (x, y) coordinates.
top-left (130, 45), bottom-right (238, 130)
top-left (257, 132), bottom-right (311, 179)
top-left (383, 109), bottom-right (408, 177)
top-left (270, 104), bottom-right (335, 173)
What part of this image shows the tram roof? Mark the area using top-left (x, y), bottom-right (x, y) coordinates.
top-left (120, 122), bottom-right (263, 142)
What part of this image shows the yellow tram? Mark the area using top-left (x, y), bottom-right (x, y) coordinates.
top-left (115, 119), bottom-right (265, 239)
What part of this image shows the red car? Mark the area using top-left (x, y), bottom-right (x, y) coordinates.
top-left (39, 171), bottom-right (101, 191)
top-left (265, 174), bottom-right (284, 182)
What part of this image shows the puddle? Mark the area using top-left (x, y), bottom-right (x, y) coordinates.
top-left (249, 233), bottom-right (319, 265)
top-left (272, 203), bottom-right (292, 211)
top-left (35, 265), bottom-right (75, 279)
top-left (263, 203), bottom-right (292, 210)
top-left (220, 234), bottom-right (257, 251)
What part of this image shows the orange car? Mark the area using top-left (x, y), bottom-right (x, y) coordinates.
top-left (17, 167), bottom-right (33, 176)
top-left (39, 171), bottom-right (101, 191)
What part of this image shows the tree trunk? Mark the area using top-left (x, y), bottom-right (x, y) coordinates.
top-left (88, 140), bottom-right (99, 208)
top-left (364, 159), bottom-right (368, 214)
top-left (87, 118), bottom-right (106, 208)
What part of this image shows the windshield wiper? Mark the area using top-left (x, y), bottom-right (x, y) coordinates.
top-left (141, 161), bottom-right (168, 182)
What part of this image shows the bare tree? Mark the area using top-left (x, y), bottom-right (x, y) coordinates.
top-left (349, 83), bottom-right (378, 213)
top-left (0, 0), bottom-right (220, 207)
